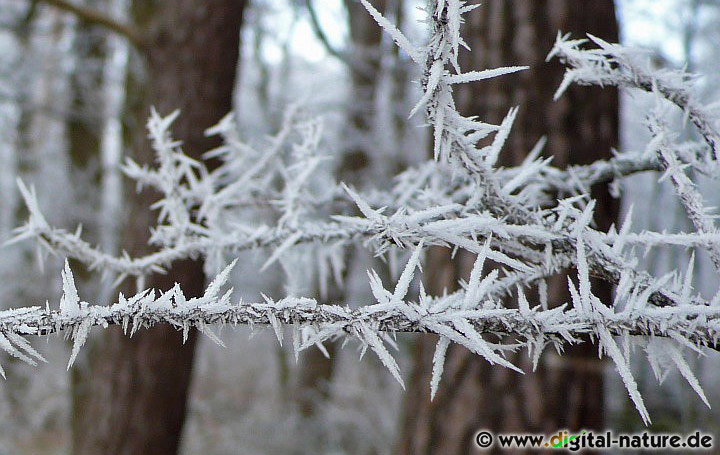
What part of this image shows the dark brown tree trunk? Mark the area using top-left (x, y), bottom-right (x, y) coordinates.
top-left (66, 10), bottom-right (106, 450)
top-left (74, 2), bottom-right (246, 454)
top-left (337, 0), bottom-right (388, 185)
top-left (398, 2), bottom-right (619, 454)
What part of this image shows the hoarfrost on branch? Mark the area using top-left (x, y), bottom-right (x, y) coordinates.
top-left (4, 0), bottom-right (720, 424)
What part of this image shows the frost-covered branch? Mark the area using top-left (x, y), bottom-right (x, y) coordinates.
top-left (9, 261), bottom-right (718, 346)
top-left (6, 0), bottom-right (720, 424)
top-left (549, 33), bottom-right (720, 162)
top-left (2, 257), bottom-right (717, 423)
top-left (647, 114), bottom-right (720, 270)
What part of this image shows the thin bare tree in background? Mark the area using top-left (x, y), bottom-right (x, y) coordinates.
top-left (29, 1), bottom-right (246, 453)
top-left (0, 4), bottom-right (76, 437)
top-left (398, 2), bottom-right (619, 453)
top-left (295, 0), bottom-right (394, 421)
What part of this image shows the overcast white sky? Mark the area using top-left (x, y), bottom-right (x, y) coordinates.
top-left (618, 0), bottom-right (686, 59)
top-left (259, 0), bottom-right (687, 66)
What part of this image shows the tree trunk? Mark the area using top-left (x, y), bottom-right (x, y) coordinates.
top-left (398, 2), bottom-right (619, 453)
top-left (66, 7), bottom-right (107, 449)
top-left (337, 0), bottom-right (388, 185)
top-left (74, 2), bottom-right (246, 454)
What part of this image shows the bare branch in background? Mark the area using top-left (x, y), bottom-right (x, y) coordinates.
top-left (304, 0), bottom-right (347, 63)
top-left (36, 0), bottom-right (144, 48)
top-left (304, 0), bottom-right (374, 76)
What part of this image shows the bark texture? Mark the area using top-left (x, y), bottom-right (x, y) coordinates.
top-left (398, 2), bottom-right (619, 454)
top-left (74, 2), bottom-right (245, 454)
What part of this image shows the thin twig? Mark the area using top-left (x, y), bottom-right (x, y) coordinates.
top-left (37, 0), bottom-right (145, 49)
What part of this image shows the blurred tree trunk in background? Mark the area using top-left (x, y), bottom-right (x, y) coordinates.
top-left (73, 1), bottom-right (246, 454)
top-left (337, 0), bottom-right (388, 184)
top-left (398, 2), bottom-right (619, 453)
top-left (66, 6), bottom-right (106, 449)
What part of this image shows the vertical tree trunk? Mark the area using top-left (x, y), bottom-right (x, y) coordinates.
top-left (398, 2), bottom-right (619, 453)
top-left (337, 0), bottom-right (388, 185)
top-left (74, 2), bottom-right (245, 454)
top-left (66, 6), bottom-right (107, 449)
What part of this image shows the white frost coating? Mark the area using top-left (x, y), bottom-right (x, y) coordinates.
top-left (430, 336), bottom-right (451, 400)
top-left (598, 326), bottom-right (650, 425)
top-left (3, 0), bottom-right (720, 424)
